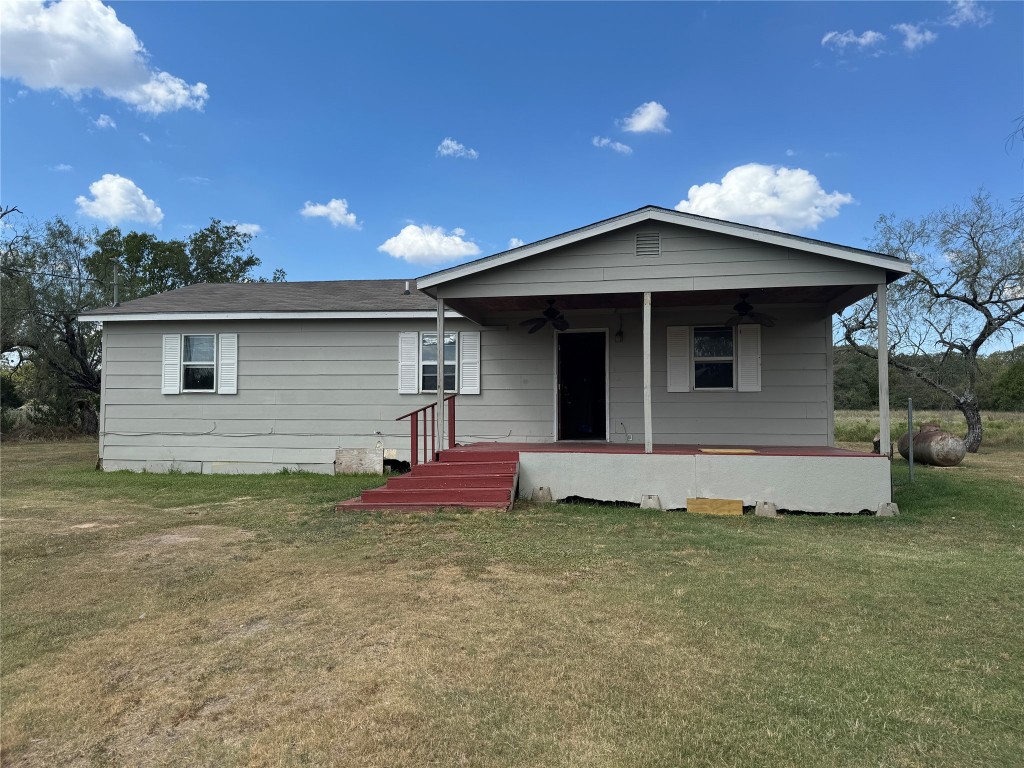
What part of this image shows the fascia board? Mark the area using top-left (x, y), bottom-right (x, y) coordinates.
top-left (78, 310), bottom-right (464, 323)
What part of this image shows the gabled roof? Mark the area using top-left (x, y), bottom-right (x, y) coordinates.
top-left (417, 205), bottom-right (911, 291)
top-left (80, 208), bottom-right (912, 323)
top-left (79, 279), bottom-right (447, 322)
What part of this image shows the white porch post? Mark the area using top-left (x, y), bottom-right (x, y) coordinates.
top-left (877, 282), bottom-right (890, 457)
top-left (643, 291), bottom-right (653, 454)
top-left (436, 296), bottom-right (445, 457)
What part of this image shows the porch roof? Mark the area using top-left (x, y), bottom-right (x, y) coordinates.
top-left (441, 283), bottom-right (876, 324)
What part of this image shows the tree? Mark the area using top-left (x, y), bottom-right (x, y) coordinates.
top-left (86, 219), bottom-right (283, 305)
top-left (992, 356), bottom-right (1024, 410)
top-left (1, 216), bottom-right (104, 431)
top-left (841, 192), bottom-right (1024, 452)
top-left (2, 215), bottom-right (285, 435)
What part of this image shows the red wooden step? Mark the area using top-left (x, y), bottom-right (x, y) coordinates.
top-left (438, 449), bottom-right (520, 463)
top-left (337, 452), bottom-right (520, 513)
top-left (387, 474), bottom-right (513, 490)
top-left (359, 487), bottom-right (511, 505)
top-left (336, 499), bottom-right (509, 512)
top-left (410, 461), bottom-right (517, 476)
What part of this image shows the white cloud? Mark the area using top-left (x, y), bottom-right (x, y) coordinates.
top-left (75, 173), bottom-right (163, 225)
top-left (945, 0), bottom-right (992, 27)
top-left (50, 163), bottom-right (73, 172)
top-left (139, 132), bottom-right (150, 143)
top-left (378, 224), bottom-right (482, 265)
top-left (228, 221), bottom-right (261, 236)
top-left (893, 23), bottom-right (938, 50)
top-left (785, 149), bottom-right (797, 157)
top-left (621, 101), bottom-right (670, 133)
top-left (674, 163), bottom-right (853, 232)
top-left (300, 198), bottom-right (360, 229)
top-left (821, 29), bottom-right (886, 50)
top-left (179, 175), bottom-right (210, 185)
top-left (0, 0), bottom-right (208, 114)
top-left (436, 137), bottom-right (479, 159)
top-left (94, 113), bottom-right (116, 129)
top-left (508, 237), bottom-right (525, 249)
top-left (592, 136), bottom-right (633, 155)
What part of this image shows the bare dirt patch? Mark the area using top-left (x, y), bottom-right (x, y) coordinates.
top-left (115, 525), bottom-right (253, 560)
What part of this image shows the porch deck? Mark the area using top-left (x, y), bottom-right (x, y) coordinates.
top-left (446, 441), bottom-right (881, 459)
top-left (447, 440), bottom-right (891, 514)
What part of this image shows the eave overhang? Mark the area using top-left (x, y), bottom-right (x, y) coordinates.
top-left (78, 310), bottom-right (464, 323)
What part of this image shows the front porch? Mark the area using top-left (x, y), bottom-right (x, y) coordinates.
top-left (368, 208), bottom-right (912, 514)
top-left (446, 441), bottom-right (891, 514)
top-left (338, 441), bottom-right (891, 515)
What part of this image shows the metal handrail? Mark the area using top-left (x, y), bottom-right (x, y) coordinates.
top-left (396, 394), bottom-right (456, 465)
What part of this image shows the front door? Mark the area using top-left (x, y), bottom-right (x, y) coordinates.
top-left (557, 331), bottom-right (607, 440)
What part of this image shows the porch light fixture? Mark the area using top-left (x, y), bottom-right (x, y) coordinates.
top-left (614, 314), bottom-right (624, 343)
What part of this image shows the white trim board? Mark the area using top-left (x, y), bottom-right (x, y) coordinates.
top-left (80, 310), bottom-right (465, 323)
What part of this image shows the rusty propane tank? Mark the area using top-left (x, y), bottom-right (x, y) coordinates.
top-left (897, 423), bottom-right (966, 467)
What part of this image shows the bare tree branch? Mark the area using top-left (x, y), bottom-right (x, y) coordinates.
top-left (839, 192), bottom-right (1024, 451)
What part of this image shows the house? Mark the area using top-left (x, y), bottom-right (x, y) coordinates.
top-left (81, 206), bottom-right (910, 514)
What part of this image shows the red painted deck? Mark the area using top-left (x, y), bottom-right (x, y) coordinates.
top-left (444, 441), bottom-right (882, 458)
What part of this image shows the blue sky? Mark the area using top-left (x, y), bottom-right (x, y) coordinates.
top-left (2, 0), bottom-right (1021, 282)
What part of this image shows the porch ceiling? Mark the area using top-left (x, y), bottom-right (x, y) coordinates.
top-left (445, 283), bottom-right (874, 321)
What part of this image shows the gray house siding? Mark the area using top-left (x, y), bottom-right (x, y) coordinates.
top-left (100, 318), bottom-right (555, 473)
top-left (437, 222), bottom-right (885, 299)
top-left (601, 307), bottom-right (832, 446)
top-left (100, 306), bottom-right (835, 473)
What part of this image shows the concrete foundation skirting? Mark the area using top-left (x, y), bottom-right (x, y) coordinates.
top-left (102, 460), bottom-right (335, 475)
top-left (516, 452), bottom-right (891, 514)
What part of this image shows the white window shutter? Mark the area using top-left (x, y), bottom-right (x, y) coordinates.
top-left (666, 326), bottom-right (691, 393)
top-left (737, 325), bottom-right (762, 392)
top-left (398, 331), bottom-right (419, 394)
top-left (161, 334), bottom-right (181, 394)
top-left (218, 333), bottom-right (238, 395)
top-left (459, 331), bottom-right (481, 395)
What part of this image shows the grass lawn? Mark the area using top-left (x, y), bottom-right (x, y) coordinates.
top-left (1, 439), bottom-right (1022, 767)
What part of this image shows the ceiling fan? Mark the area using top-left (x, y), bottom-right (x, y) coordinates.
top-left (520, 299), bottom-right (570, 334)
top-left (725, 293), bottom-right (776, 327)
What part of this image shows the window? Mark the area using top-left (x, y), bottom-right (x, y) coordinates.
top-left (162, 333), bottom-right (237, 396)
top-left (666, 325), bottom-right (760, 394)
top-left (398, 331), bottom-right (480, 395)
top-left (421, 332), bottom-right (457, 393)
top-left (692, 327), bottom-right (734, 390)
top-left (182, 334), bottom-right (216, 391)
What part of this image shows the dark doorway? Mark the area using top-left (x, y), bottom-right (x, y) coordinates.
top-left (557, 332), bottom-right (607, 440)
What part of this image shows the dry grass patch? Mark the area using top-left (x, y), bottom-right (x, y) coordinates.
top-left (2, 537), bottom-right (731, 767)
top-left (2, 441), bottom-right (1023, 766)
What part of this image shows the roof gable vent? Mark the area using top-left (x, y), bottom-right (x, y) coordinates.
top-left (635, 231), bottom-right (661, 259)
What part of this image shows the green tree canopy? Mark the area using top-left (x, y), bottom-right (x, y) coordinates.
top-left (86, 219), bottom-right (283, 306)
top-left (1, 213), bottom-right (285, 434)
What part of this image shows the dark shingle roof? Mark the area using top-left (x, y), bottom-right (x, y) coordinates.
top-left (81, 279), bottom-right (434, 316)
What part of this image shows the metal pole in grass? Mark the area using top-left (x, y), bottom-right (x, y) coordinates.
top-left (908, 397), bottom-right (915, 483)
